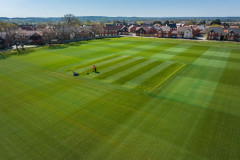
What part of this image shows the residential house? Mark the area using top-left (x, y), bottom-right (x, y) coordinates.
top-left (102, 26), bottom-right (122, 36)
top-left (227, 28), bottom-right (240, 41)
top-left (192, 27), bottom-right (200, 37)
top-left (119, 26), bottom-right (129, 35)
top-left (136, 27), bottom-right (149, 36)
top-left (207, 27), bottom-right (223, 40)
top-left (171, 30), bottom-right (178, 38)
top-left (16, 30), bottom-right (43, 45)
top-left (152, 26), bottom-right (160, 34)
top-left (29, 31), bottom-right (43, 44)
top-left (177, 27), bottom-right (193, 39)
top-left (196, 25), bottom-right (207, 34)
top-left (128, 25), bottom-right (137, 33)
top-left (136, 25), bottom-right (156, 36)
top-left (156, 26), bottom-right (172, 38)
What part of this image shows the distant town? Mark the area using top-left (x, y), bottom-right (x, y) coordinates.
top-left (0, 15), bottom-right (240, 50)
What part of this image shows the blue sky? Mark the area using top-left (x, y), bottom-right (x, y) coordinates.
top-left (1, 0), bottom-right (239, 17)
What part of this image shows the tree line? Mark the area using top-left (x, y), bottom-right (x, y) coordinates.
top-left (0, 14), bottom-right (104, 52)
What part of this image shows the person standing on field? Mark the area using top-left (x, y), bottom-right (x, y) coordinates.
top-left (94, 65), bottom-right (97, 72)
top-left (92, 65), bottom-right (95, 72)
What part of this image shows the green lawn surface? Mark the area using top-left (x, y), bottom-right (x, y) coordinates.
top-left (0, 37), bottom-right (240, 160)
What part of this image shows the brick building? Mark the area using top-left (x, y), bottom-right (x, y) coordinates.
top-left (156, 26), bottom-right (172, 38)
top-left (207, 27), bottom-right (224, 40)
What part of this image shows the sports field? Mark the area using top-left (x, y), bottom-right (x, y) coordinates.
top-left (0, 37), bottom-right (240, 160)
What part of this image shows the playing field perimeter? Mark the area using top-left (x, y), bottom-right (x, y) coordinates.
top-left (0, 37), bottom-right (240, 160)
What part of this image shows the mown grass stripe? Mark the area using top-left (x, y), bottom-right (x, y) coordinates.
top-left (96, 58), bottom-right (147, 79)
top-left (123, 62), bottom-right (172, 89)
top-left (74, 56), bottom-right (128, 73)
top-left (114, 60), bottom-right (163, 85)
top-left (101, 59), bottom-right (154, 83)
top-left (171, 46), bottom-right (210, 63)
top-left (77, 56), bottom-right (133, 74)
top-left (66, 54), bottom-right (120, 71)
top-left (64, 41), bottom-right (151, 71)
top-left (136, 63), bottom-right (186, 91)
top-left (151, 44), bottom-right (192, 60)
top-left (135, 43), bottom-right (179, 57)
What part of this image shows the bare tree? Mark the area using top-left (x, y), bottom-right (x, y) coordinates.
top-left (55, 14), bottom-right (83, 41)
top-left (68, 19), bottom-right (82, 39)
top-left (15, 31), bottom-right (29, 51)
top-left (55, 22), bottom-right (70, 41)
top-left (91, 23), bottom-right (104, 36)
top-left (42, 28), bottom-right (56, 46)
top-left (63, 14), bottom-right (77, 27)
top-left (1, 22), bottom-right (18, 50)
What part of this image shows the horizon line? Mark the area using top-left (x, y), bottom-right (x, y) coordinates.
top-left (1, 16), bottom-right (240, 19)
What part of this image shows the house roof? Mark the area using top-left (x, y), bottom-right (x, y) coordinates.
top-left (167, 23), bottom-right (177, 29)
top-left (16, 30), bottom-right (43, 36)
top-left (228, 28), bottom-right (240, 34)
top-left (20, 26), bottom-right (35, 31)
top-left (196, 25), bottom-right (206, 30)
top-left (153, 26), bottom-right (160, 30)
top-left (136, 26), bottom-right (150, 32)
top-left (192, 27), bottom-right (199, 31)
top-left (142, 25), bottom-right (150, 31)
top-left (154, 24), bottom-right (161, 27)
top-left (178, 27), bottom-right (192, 32)
top-left (104, 26), bottom-right (122, 31)
top-left (120, 26), bottom-right (128, 30)
top-left (159, 26), bottom-right (171, 32)
top-left (136, 27), bottom-right (141, 31)
top-left (209, 27), bottom-right (223, 34)
top-left (82, 26), bottom-right (93, 32)
top-left (129, 25), bottom-right (136, 29)
top-left (222, 29), bottom-right (228, 36)
top-left (229, 26), bottom-right (239, 28)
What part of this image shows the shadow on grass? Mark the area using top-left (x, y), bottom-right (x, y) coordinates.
top-left (47, 45), bottom-right (69, 50)
top-left (0, 48), bottom-right (36, 60)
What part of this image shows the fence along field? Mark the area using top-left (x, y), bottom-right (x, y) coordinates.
top-left (0, 37), bottom-right (240, 160)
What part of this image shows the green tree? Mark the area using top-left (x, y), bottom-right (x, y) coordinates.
top-left (163, 20), bottom-right (169, 26)
top-left (113, 20), bottom-right (121, 24)
top-left (222, 22), bottom-right (230, 28)
top-left (210, 19), bottom-right (221, 25)
top-left (153, 21), bottom-right (162, 25)
top-left (198, 20), bottom-right (206, 25)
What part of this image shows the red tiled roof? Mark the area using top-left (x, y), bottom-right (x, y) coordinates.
top-left (20, 26), bottom-right (34, 31)
top-left (104, 26), bottom-right (122, 31)
top-left (229, 26), bottom-right (239, 28)
top-left (142, 26), bottom-right (150, 32)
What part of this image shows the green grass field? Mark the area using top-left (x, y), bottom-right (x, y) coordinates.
top-left (0, 37), bottom-right (240, 160)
